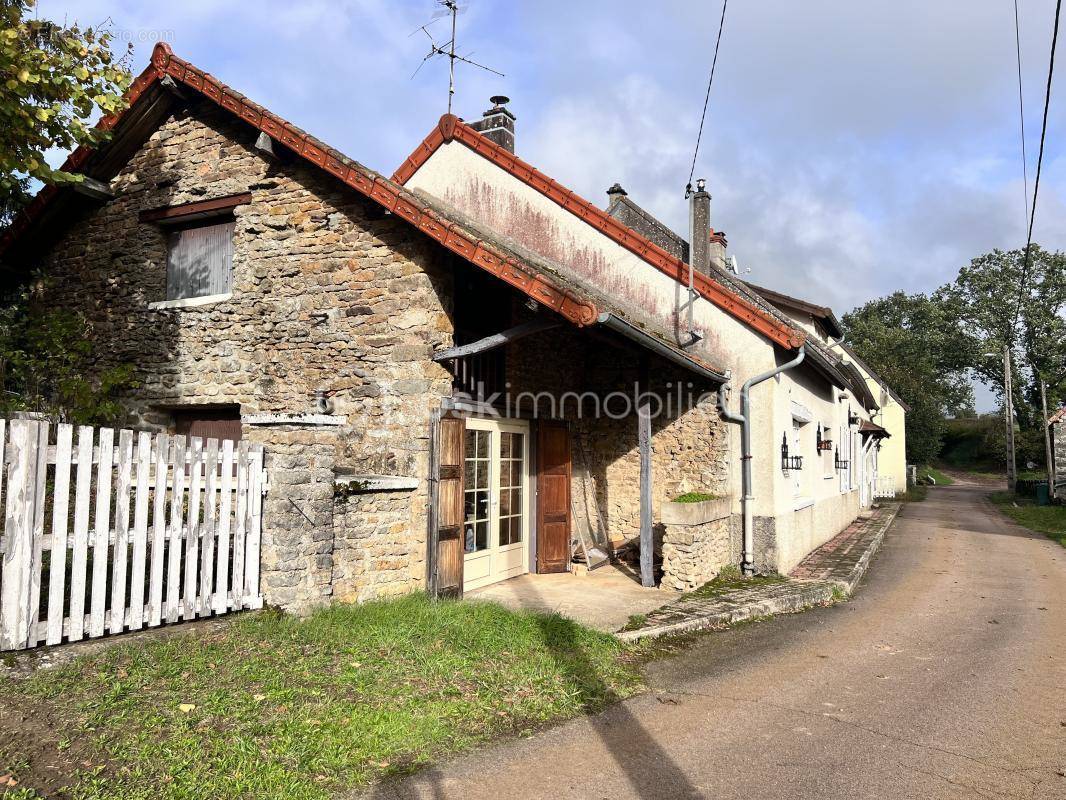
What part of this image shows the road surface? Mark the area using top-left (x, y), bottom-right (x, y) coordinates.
top-left (371, 485), bottom-right (1066, 799)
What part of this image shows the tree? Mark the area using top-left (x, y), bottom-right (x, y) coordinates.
top-left (939, 246), bottom-right (1066, 464)
top-left (0, 0), bottom-right (132, 225)
top-left (0, 278), bottom-right (135, 424)
top-left (842, 292), bottom-right (974, 466)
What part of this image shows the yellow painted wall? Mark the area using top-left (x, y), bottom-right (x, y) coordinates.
top-left (870, 384), bottom-right (908, 494)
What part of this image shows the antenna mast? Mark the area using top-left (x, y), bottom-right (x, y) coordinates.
top-left (447, 0), bottom-right (458, 113)
top-left (411, 0), bottom-right (505, 113)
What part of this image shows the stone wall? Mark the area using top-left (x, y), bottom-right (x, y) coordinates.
top-left (660, 497), bottom-right (735, 591)
top-left (36, 101), bottom-right (453, 610)
top-left (1055, 422), bottom-right (1065, 479)
top-left (505, 321), bottom-right (731, 573)
top-left (244, 425), bottom-right (339, 612)
top-left (332, 489), bottom-right (427, 603)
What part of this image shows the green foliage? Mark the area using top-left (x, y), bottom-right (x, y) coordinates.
top-left (681, 566), bottom-right (786, 600)
top-left (0, 279), bottom-right (135, 424)
top-left (0, 0), bottom-right (132, 224)
top-left (842, 291), bottom-right (974, 465)
top-left (901, 484), bottom-right (928, 502)
top-left (942, 247), bottom-right (1066, 400)
top-left (939, 246), bottom-right (1066, 465)
top-left (6, 594), bottom-right (643, 799)
top-left (988, 492), bottom-right (1066, 548)
top-left (671, 491), bottom-right (718, 503)
top-left (940, 415), bottom-right (1004, 471)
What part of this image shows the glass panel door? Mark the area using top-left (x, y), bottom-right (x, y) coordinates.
top-left (462, 420), bottom-right (529, 591)
top-left (498, 431), bottom-right (525, 547)
top-left (464, 428), bottom-right (490, 554)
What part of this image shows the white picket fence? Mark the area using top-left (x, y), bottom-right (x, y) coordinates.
top-left (873, 475), bottom-right (897, 499)
top-left (0, 418), bottom-right (267, 652)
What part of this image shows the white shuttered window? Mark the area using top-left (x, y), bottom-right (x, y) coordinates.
top-left (166, 220), bottom-right (235, 301)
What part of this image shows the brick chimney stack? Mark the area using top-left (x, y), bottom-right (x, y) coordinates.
top-left (469, 95), bottom-right (515, 153)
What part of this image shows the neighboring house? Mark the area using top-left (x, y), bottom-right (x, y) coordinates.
top-left (836, 349), bottom-right (909, 496)
top-left (1051, 407), bottom-right (1065, 488)
top-left (738, 284), bottom-right (909, 497)
top-left (0, 43), bottom-right (881, 612)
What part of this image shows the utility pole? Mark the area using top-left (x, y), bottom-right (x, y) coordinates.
top-left (1041, 378), bottom-right (1056, 501)
top-left (1004, 344), bottom-right (1017, 493)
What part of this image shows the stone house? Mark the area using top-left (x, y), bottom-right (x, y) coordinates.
top-left (0, 43), bottom-right (886, 611)
top-left (1051, 407), bottom-right (1065, 494)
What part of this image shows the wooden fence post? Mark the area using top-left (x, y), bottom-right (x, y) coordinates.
top-left (1, 420), bottom-right (39, 650)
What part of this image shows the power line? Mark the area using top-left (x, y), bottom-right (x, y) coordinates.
top-left (686, 0), bottom-right (729, 191)
top-left (1013, 0), bottom-right (1030, 227)
top-left (1011, 0), bottom-right (1061, 345)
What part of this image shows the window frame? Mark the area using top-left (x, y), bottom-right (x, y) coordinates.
top-left (140, 192), bottom-right (249, 308)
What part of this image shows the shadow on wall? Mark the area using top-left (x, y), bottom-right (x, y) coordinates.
top-left (40, 130), bottom-right (189, 430)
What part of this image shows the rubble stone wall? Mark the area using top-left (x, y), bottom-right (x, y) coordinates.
top-left (38, 103), bottom-right (452, 610)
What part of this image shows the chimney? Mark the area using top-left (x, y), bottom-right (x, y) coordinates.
top-left (688, 178), bottom-right (712, 274)
top-left (468, 95), bottom-right (516, 153)
top-left (688, 178), bottom-right (728, 274)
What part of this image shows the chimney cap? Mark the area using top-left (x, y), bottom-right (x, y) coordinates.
top-left (489, 95), bottom-right (510, 107)
top-left (606, 182), bottom-right (628, 196)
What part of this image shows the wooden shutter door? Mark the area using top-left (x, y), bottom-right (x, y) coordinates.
top-left (536, 421), bottom-right (571, 574)
top-left (435, 415), bottom-right (466, 597)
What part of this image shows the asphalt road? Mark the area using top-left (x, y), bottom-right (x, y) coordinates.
top-left (371, 486), bottom-right (1066, 799)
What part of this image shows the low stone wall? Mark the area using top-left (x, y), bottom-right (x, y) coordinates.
top-left (660, 497), bottom-right (734, 591)
top-left (245, 424), bottom-right (340, 613)
top-left (332, 488), bottom-right (426, 603)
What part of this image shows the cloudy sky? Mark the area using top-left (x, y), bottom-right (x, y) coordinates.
top-left (45, 1), bottom-right (1065, 405)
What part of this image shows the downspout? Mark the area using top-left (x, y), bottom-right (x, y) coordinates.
top-left (718, 345), bottom-right (807, 575)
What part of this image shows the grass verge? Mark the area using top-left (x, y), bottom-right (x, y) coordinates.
top-left (1, 594), bottom-right (643, 800)
top-left (681, 566), bottom-right (787, 600)
top-left (988, 492), bottom-right (1066, 547)
top-left (919, 465), bottom-right (955, 485)
top-left (901, 484), bottom-right (928, 502)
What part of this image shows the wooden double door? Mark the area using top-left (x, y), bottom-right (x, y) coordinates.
top-left (433, 416), bottom-right (572, 596)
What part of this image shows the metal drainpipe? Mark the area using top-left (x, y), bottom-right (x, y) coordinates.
top-left (718, 345), bottom-right (807, 575)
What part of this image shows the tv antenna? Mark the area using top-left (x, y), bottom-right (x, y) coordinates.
top-left (411, 0), bottom-right (505, 114)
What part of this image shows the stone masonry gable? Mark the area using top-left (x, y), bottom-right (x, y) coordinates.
top-left (40, 102), bottom-right (456, 609)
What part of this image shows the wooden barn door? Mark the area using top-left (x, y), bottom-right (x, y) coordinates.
top-left (434, 415), bottom-right (466, 597)
top-left (536, 421), bottom-right (571, 574)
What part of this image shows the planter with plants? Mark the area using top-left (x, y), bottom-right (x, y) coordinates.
top-left (662, 492), bottom-right (731, 526)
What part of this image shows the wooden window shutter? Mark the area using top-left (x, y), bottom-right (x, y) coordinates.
top-left (432, 414), bottom-right (466, 597)
top-left (536, 421), bottom-right (571, 574)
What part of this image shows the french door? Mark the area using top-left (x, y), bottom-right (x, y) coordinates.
top-left (463, 418), bottom-right (530, 591)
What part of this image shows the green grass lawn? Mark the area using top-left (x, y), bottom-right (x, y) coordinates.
top-left (989, 492), bottom-right (1066, 547)
top-left (919, 465), bottom-right (955, 485)
top-left (1, 595), bottom-right (644, 800)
